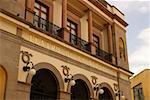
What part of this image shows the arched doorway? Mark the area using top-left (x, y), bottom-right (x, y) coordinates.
top-left (30, 68), bottom-right (58, 100)
top-left (99, 87), bottom-right (113, 100)
top-left (71, 79), bottom-right (90, 100)
top-left (0, 66), bottom-right (6, 100)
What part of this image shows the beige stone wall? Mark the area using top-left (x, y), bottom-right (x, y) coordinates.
top-left (53, 0), bottom-right (62, 27)
top-left (0, 29), bottom-right (21, 100)
top-left (112, 7), bottom-right (124, 20)
top-left (103, 28), bottom-right (109, 52)
top-left (114, 23), bottom-right (129, 70)
top-left (0, 16), bottom-right (17, 35)
top-left (80, 14), bottom-right (88, 41)
top-left (131, 69), bottom-right (150, 100)
top-left (0, 0), bottom-right (25, 18)
top-left (0, 5), bottom-right (131, 100)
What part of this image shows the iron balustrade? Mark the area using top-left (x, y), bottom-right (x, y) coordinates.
top-left (96, 48), bottom-right (112, 62)
top-left (33, 14), bottom-right (64, 38)
top-left (32, 14), bottom-right (112, 63)
top-left (70, 33), bottom-right (91, 52)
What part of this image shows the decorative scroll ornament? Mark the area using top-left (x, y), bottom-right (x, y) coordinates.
top-left (91, 76), bottom-right (104, 95)
top-left (20, 51), bottom-right (33, 63)
top-left (61, 65), bottom-right (75, 86)
top-left (61, 65), bottom-right (70, 76)
top-left (113, 83), bottom-right (118, 92)
top-left (91, 76), bottom-right (97, 85)
top-left (20, 51), bottom-right (36, 75)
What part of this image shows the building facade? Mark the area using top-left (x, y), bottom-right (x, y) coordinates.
top-left (130, 69), bottom-right (150, 100)
top-left (0, 0), bottom-right (133, 100)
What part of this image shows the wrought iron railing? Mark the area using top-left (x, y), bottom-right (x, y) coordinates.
top-left (33, 14), bottom-right (64, 38)
top-left (70, 34), bottom-right (91, 52)
top-left (32, 14), bottom-right (112, 63)
top-left (96, 48), bottom-right (112, 62)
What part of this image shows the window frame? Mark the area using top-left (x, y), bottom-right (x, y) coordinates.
top-left (67, 19), bottom-right (78, 45)
top-left (34, 1), bottom-right (49, 30)
top-left (133, 83), bottom-right (144, 100)
top-left (34, 1), bottom-right (49, 20)
top-left (93, 34), bottom-right (100, 48)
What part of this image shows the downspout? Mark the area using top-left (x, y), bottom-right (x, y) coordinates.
top-left (112, 23), bottom-right (118, 65)
top-left (117, 70), bottom-right (121, 100)
top-left (25, 0), bottom-right (28, 19)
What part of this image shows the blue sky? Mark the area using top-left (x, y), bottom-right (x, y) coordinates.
top-left (107, 0), bottom-right (150, 74)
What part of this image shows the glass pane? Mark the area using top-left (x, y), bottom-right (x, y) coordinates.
top-left (41, 19), bottom-right (46, 25)
top-left (71, 24), bottom-right (76, 29)
top-left (34, 9), bottom-right (39, 16)
top-left (34, 2), bottom-right (40, 8)
top-left (41, 6), bottom-right (47, 12)
top-left (67, 21), bottom-right (70, 26)
top-left (41, 13), bottom-right (46, 19)
top-left (71, 30), bottom-right (76, 35)
top-left (71, 35), bottom-right (77, 45)
top-left (67, 26), bottom-right (70, 31)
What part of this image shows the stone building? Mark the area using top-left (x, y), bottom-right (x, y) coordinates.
top-left (130, 69), bottom-right (150, 100)
top-left (0, 0), bottom-right (133, 100)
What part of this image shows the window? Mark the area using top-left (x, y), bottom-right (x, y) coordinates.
top-left (93, 35), bottom-right (100, 48)
top-left (133, 83), bottom-right (144, 100)
top-left (67, 19), bottom-right (78, 45)
top-left (34, 1), bottom-right (48, 30)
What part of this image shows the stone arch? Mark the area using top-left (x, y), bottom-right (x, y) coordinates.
top-left (0, 65), bottom-right (7, 100)
top-left (26, 62), bottom-right (64, 91)
top-left (67, 74), bottom-right (94, 99)
top-left (98, 82), bottom-right (115, 100)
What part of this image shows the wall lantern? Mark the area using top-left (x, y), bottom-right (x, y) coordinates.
top-left (64, 74), bottom-right (76, 86)
top-left (91, 76), bottom-right (104, 95)
top-left (115, 90), bottom-right (126, 100)
top-left (62, 65), bottom-right (76, 86)
top-left (21, 51), bottom-right (36, 75)
top-left (114, 83), bottom-right (126, 100)
top-left (23, 61), bottom-right (36, 75)
top-left (93, 84), bottom-right (104, 95)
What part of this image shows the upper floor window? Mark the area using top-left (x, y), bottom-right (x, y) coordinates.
top-left (133, 83), bottom-right (144, 100)
top-left (34, 1), bottom-right (48, 30)
top-left (67, 19), bottom-right (78, 45)
top-left (93, 35), bottom-right (100, 48)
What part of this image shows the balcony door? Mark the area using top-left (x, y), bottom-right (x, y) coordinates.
top-left (34, 1), bottom-right (48, 30)
top-left (67, 19), bottom-right (78, 45)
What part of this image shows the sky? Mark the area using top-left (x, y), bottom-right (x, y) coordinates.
top-left (107, 0), bottom-right (150, 74)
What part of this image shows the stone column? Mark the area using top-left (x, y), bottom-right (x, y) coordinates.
top-left (59, 91), bottom-right (71, 100)
top-left (108, 24), bottom-right (113, 54)
top-left (88, 10), bottom-right (95, 54)
top-left (62, 0), bottom-right (69, 42)
top-left (25, 0), bottom-right (35, 23)
top-left (62, 0), bottom-right (67, 28)
top-left (88, 10), bottom-right (93, 43)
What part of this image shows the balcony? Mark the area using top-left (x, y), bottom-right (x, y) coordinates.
top-left (30, 14), bottom-right (112, 63)
top-left (33, 15), bottom-right (64, 38)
